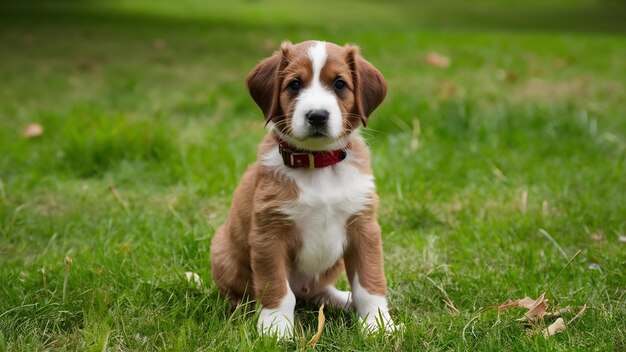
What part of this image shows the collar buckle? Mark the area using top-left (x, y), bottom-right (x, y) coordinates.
top-left (289, 152), bottom-right (315, 169)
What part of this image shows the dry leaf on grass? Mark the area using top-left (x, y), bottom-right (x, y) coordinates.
top-left (425, 52), bottom-right (450, 68)
top-left (22, 123), bottom-right (44, 138)
top-left (542, 317), bottom-right (566, 337)
top-left (307, 304), bottom-right (325, 348)
top-left (525, 293), bottom-right (548, 321)
top-left (544, 307), bottom-right (574, 318)
top-left (24, 34), bottom-right (35, 46)
top-left (539, 304), bottom-right (586, 338)
top-left (499, 296), bottom-right (586, 339)
top-left (494, 252), bottom-right (584, 339)
top-left (498, 293), bottom-right (548, 321)
top-left (498, 295), bottom-right (537, 311)
top-left (154, 39), bottom-right (167, 51)
top-left (438, 80), bottom-right (456, 100)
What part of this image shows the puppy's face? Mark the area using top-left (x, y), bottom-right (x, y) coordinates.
top-left (246, 41), bottom-right (387, 150)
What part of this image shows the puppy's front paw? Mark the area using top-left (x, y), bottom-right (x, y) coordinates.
top-left (257, 307), bottom-right (294, 339)
top-left (360, 310), bottom-right (399, 334)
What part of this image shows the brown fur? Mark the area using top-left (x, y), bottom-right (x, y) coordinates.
top-left (345, 201), bottom-right (387, 296)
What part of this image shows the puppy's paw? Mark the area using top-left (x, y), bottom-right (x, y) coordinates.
top-left (313, 285), bottom-right (353, 310)
top-left (360, 311), bottom-right (400, 334)
top-left (257, 307), bottom-right (294, 339)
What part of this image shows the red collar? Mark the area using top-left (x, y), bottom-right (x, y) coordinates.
top-left (278, 139), bottom-right (347, 169)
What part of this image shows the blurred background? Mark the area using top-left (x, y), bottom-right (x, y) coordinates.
top-left (2, 0), bottom-right (625, 184)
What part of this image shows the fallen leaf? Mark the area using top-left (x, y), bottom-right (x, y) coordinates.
top-left (590, 232), bottom-right (603, 241)
top-left (438, 80), bottom-right (456, 99)
top-left (24, 34), bottom-right (34, 46)
top-left (542, 317), bottom-right (566, 337)
top-left (525, 293), bottom-right (548, 321)
top-left (154, 39), bottom-right (167, 51)
top-left (544, 306), bottom-right (574, 318)
top-left (618, 235), bottom-right (626, 244)
top-left (425, 52), bottom-right (450, 68)
top-left (307, 304), bottom-right (325, 348)
top-left (498, 299), bottom-right (518, 312)
top-left (499, 296), bottom-right (536, 312)
top-left (498, 293), bottom-right (548, 321)
top-left (22, 123), bottom-right (44, 138)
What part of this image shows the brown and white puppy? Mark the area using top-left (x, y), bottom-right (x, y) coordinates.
top-left (210, 40), bottom-right (394, 337)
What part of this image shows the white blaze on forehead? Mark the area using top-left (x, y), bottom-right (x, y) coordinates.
top-left (308, 41), bottom-right (328, 83)
top-left (289, 41), bottom-right (344, 147)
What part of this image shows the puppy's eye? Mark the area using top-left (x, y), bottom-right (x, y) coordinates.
top-left (288, 80), bottom-right (301, 92)
top-left (334, 79), bottom-right (346, 91)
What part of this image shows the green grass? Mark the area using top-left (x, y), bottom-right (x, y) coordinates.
top-left (1, 0), bottom-right (625, 350)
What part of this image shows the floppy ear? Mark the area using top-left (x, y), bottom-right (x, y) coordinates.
top-left (245, 41), bottom-right (291, 122)
top-left (346, 45), bottom-right (387, 127)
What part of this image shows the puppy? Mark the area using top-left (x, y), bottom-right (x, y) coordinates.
top-left (210, 40), bottom-right (394, 337)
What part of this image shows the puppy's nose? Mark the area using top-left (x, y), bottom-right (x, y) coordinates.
top-left (306, 109), bottom-right (329, 127)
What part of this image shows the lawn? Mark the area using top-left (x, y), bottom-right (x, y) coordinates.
top-left (1, 0), bottom-right (625, 350)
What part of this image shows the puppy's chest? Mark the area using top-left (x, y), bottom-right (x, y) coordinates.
top-left (281, 166), bottom-right (375, 277)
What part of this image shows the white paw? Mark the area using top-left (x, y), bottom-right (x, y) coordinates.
top-left (257, 307), bottom-right (294, 338)
top-left (257, 279), bottom-right (297, 339)
top-left (314, 286), bottom-right (353, 310)
top-left (360, 310), bottom-right (398, 334)
top-left (350, 274), bottom-right (399, 334)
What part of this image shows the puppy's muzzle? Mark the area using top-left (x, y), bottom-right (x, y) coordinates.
top-left (306, 109), bottom-right (329, 127)
top-left (305, 109), bottom-right (330, 137)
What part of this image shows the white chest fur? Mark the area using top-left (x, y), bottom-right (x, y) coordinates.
top-left (262, 143), bottom-right (375, 278)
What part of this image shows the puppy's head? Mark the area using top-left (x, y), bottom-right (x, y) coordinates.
top-left (246, 40), bottom-right (386, 151)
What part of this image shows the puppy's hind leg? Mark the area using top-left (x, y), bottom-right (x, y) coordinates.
top-left (210, 227), bottom-right (251, 307)
top-left (313, 285), bottom-right (353, 310)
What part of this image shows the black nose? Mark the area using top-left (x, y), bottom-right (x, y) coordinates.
top-left (306, 109), bottom-right (329, 127)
